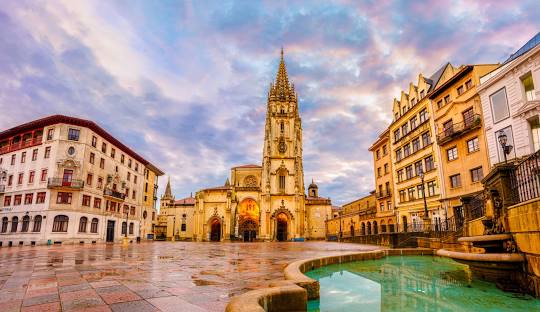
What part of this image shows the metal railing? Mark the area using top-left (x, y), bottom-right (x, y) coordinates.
top-left (47, 178), bottom-right (84, 189)
top-left (436, 114), bottom-right (481, 144)
top-left (512, 149), bottom-right (540, 203)
top-left (376, 190), bottom-right (391, 198)
top-left (104, 189), bottom-right (126, 200)
top-left (0, 136), bottom-right (43, 155)
top-left (468, 191), bottom-right (486, 220)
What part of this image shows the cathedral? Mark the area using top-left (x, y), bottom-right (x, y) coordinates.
top-left (162, 50), bottom-right (333, 242)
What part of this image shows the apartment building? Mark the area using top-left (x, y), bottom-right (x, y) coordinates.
top-left (368, 128), bottom-right (396, 232)
top-left (0, 115), bottom-right (163, 246)
top-left (141, 165), bottom-right (163, 240)
top-left (389, 69), bottom-right (445, 232)
top-left (478, 32), bottom-right (540, 165)
top-left (325, 192), bottom-right (376, 238)
top-left (429, 63), bottom-right (499, 228)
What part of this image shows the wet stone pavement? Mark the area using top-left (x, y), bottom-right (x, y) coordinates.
top-left (0, 241), bottom-right (380, 312)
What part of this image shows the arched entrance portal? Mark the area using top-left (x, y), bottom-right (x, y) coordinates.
top-left (210, 219), bottom-right (221, 241)
top-left (239, 219), bottom-right (258, 242)
top-left (276, 212), bottom-right (288, 242)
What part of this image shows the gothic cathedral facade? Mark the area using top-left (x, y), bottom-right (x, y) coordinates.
top-left (183, 51), bottom-right (332, 241)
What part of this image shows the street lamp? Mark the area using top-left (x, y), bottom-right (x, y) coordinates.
top-left (122, 206), bottom-right (129, 246)
top-left (497, 132), bottom-right (513, 164)
top-left (338, 210), bottom-right (342, 242)
top-left (418, 168), bottom-right (430, 232)
top-left (172, 216), bottom-right (176, 241)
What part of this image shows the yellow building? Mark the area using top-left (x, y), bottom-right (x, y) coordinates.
top-left (326, 192), bottom-right (377, 239)
top-left (368, 128), bottom-right (396, 232)
top-left (141, 164), bottom-right (163, 240)
top-left (428, 63), bottom-right (499, 228)
top-left (389, 68), bottom-right (445, 232)
top-left (154, 178), bottom-right (195, 241)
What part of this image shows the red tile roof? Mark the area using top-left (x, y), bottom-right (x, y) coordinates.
top-left (174, 197), bottom-right (196, 205)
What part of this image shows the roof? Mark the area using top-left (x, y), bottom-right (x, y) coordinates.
top-left (174, 196), bottom-right (195, 205)
top-left (428, 65), bottom-right (473, 99)
top-left (233, 164), bottom-right (262, 169)
top-left (428, 62), bottom-right (450, 90)
top-left (503, 32), bottom-right (540, 65)
top-left (202, 186), bottom-right (231, 191)
top-left (0, 114), bottom-right (163, 174)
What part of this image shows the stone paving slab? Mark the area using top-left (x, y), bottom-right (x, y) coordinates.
top-left (0, 241), bottom-right (379, 311)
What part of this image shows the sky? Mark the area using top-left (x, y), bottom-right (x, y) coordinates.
top-left (0, 0), bottom-right (539, 206)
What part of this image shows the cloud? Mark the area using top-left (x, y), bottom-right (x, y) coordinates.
top-left (1, 0), bottom-right (539, 205)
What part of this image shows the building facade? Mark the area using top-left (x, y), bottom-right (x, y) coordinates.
top-left (0, 115), bottom-right (162, 246)
top-left (478, 32), bottom-right (540, 166)
top-left (141, 164), bottom-right (163, 240)
top-left (155, 178), bottom-right (195, 241)
top-left (191, 51), bottom-right (333, 242)
top-left (325, 192), bottom-right (377, 238)
top-left (429, 63), bottom-right (499, 228)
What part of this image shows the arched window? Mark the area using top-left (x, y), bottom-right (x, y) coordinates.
top-left (1, 217), bottom-right (8, 233)
top-left (367, 222), bottom-right (371, 235)
top-left (373, 221), bottom-right (378, 235)
top-left (21, 215), bottom-right (30, 232)
top-left (78, 217), bottom-right (88, 232)
top-left (52, 215), bottom-right (69, 232)
top-left (121, 222), bottom-right (127, 235)
top-left (11, 216), bottom-right (18, 232)
top-left (129, 222), bottom-right (134, 234)
top-left (90, 218), bottom-right (98, 233)
top-left (279, 174), bottom-right (285, 192)
top-left (361, 222), bottom-right (366, 236)
top-left (33, 215), bottom-right (42, 232)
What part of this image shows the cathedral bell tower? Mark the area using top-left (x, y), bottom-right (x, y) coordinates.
top-left (260, 49), bottom-right (306, 240)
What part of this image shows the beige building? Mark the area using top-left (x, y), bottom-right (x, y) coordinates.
top-left (429, 63), bottom-right (499, 228)
top-left (192, 51), bottom-right (333, 242)
top-left (326, 193), bottom-right (377, 238)
top-left (155, 178), bottom-right (195, 241)
top-left (141, 164), bottom-right (163, 240)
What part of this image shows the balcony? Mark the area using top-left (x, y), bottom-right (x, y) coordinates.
top-left (47, 178), bottom-right (84, 189)
top-left (0, 136), bottom-right (43, 155)
top-left (104, 189), bottom-right (126, 200)
top-left (436, 114), bottom-right (481, 145)
top-left (376, 190), bottom-right (391, 199)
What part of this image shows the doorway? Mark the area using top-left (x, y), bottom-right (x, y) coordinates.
top-left (454, 206), bottom-right (464, 229)
top-left (239, 219), bottom-right (257, 242)
top-left (62, 169), bottom-right (73, 186)
top-left (106, 220), bottom-right (115, 242)
top-left (276, 213), bottom-right (288, 242)
top-left (210, 219), bottom-right (221, 242)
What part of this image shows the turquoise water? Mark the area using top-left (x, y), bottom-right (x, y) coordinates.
top-left (306, 256), bottom-right (540, 312)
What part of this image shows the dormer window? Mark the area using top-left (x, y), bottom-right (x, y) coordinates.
top-left (420, 90), bottom-right (425, 98)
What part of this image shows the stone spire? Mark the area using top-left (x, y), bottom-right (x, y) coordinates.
top-left (269, 48), bottom-right (295, 101)
top-left (163, 176), bottom-right (173, 200)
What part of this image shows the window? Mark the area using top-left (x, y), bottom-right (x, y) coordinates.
top-left (90, 152), bottom-right (95, 164)
top-left (443, 120), bottom-right (454, 137)
top-left (420, 90), bottom-right (425, 98)
top-left (122, 222), bottom-right (127, 235)
top-left (78, 217), bottom-right (88, 232)
top-left (121, 154), bottom-right (125, 164)
top-left (18, 173), bottom-right (23, 184)
top-left (402, 106), bottom-right (407, 115)
top-left (399, 190), bottom-right (406, 202)
top-left (90, 218), bottom-right (98, 233)
top-left (82, 195), bottom-right (91, 207)
top-left (129, 222), bottom-right (134, 234)
top-left (100, 158), bottom-right (105, 169)
top-left (130, 206), bottom-right (135, 215)
top-left (47, 128), bottom-right (54, 140)
top-left (14, 195), bottom-right (22, 205)
top-left (450, 174), bottom-right (461, 188)
top-left (402, 123), bottom-right (409, 136)
top-left (425, 155), bottom-right (434, 171)
top-left (397, 169), bottom-right (404, 182)
top-left (68, 128), bottom-right (80, 141)
top-left (87, 173), bottom-right (93, 186)
top-left (427, 181), bottom-right (436, 196)
top-left (44, 146), bottom-right (51, 159)
top-left (422, 132), bottom-right (431, 146)
top-left (394, 129), bottom-right (400, 142)
top-left (135, 163), bottom-right (138, 171)
top-left (127, 172), bottom-right (131, 181)
top-left (377, 167), bottom-right (382, 177)
top-left (134, 176), bottom-right (137, 184)
top-left (437, 100), bottom-right (443, 109)
top-left (463, 108), bottom-right (475, 126)
top-left (92, 136), bottom-right (97, 147)
top-left (444, 94), bottom-right (451, 104)
top-left (490, 88), bottom-right (510, 123)
top-left (376, 150), bottom-right (380, 160)
top-left (52, 215), bottom-right (69, 232)
top-left (384, 163), bottom-right (389, 174)
top-left (417, 185), bottom-right (424, 199)
top-left (530, 117), bottom-right (540, 152)
top-left (36, 192), bottom-right (46, 204)
top-left (457, 85), bottom-right (464, 95)
top-left (465, 79), bottom-right (473, 89)
top-left (403, 144), bottom-right (410, 157)
top-left (521, 72), bottom-right (536, 101)
top-left (412, 138), bottom-right (420, 152)
top-left (408, 188), bottom-right (416, 201)
top-left (410, 116), bottom-right (417, 129)
top-left (11, 216), bottom-right (18, 232)
top-left (24, 193), bottom-right (33, 204)
top-left (280, 122), bottom-right (284, 132)
top-left (10, 154), bottom-right (15, 165)
top-left (56, 192), bottom-right (72, 204)
top-left (1, 217), bottom-right (7, 233)
top-left (101, 142), bottom-right (107, 153)
top-left (405, 165), bottom-right (414, 180)
top-left (181, 223), bottom-right (187, 232)
top-left (97, 177), bottom-right (103, 189)
top-left (419, 109), bottom-right (428, 123)
top-left (32, 149), bottom-right (38, 161)
top-left (471, 167), bottom-right (484, 182)
top-left (33, 215), bottom-right (42, 232)
top-left (28, 171), bottom-right (35, 183)
top-left (382, 145), bottom-right (387, 155)
top-left (414, 161), bottom-right (423, 176)
top-left (128, 159), bottom-right (132, 168)
top-left (279, 174), bottom-right (285, 191)
top-left (132, 190), bottom-right (136, 199)
top-left (396, 149), bottom-right (402, 161)
top-left (4, 196), bottom-right (11, 206)
top-left (21, 152), bottom-right (26, 163)
top-left (94, 198), bottom-right (101, 209)
top-left (467, 137), bottom-right (480, 153)
top-left (447, 147), bottom-right (458, 161)
top-left (411, 98), bottom-right (416, 106)
top-left (8, 175), bottom-right (12, 186)
top-left (111, 148), bottom-right (115, 158)
top-left (19, 215), bottom-right (29, 232)
top-left (41, 169), bottom-right (47, 182)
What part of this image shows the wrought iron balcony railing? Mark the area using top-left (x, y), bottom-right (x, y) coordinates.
top-left (436, 114), bottom-right (481, 145)
top-left (104, 189), bottom-right (126, 200)
top-left (0, 136), bottom-right (43, 155)
top-left (47, 178), bottom-right (84, 189)
top-left (376, 190), bottom-right (391, 199)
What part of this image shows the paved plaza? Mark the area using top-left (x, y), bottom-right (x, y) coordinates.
top-left (0, 241), bottom-right (379, 312)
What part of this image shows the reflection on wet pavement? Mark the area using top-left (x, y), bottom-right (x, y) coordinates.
top-left (0, 241), bottom-right (379, 311)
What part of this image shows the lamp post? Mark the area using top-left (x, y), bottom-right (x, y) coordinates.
top-left (497, 132), bottom-right (513, 164)
top-left (172, 216), bottom-right (176, 241)
top-left (338, 210), bottom-right (342, 242)
top-left (418, 168), bottom-right (430, 233)
top-left (122, 206), bottom-right (129, 246)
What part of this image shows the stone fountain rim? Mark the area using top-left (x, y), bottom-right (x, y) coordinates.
top-left (436, 248), bottom-right (524, 262)
top-left (457, 234), bottom-right (513, 242)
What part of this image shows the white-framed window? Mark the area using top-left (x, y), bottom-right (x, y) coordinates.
top-left (467, 137), bottom-right (480, 153)
top-left (447, 146), bottom-right (458, 161)
top-left (489, 88), bottom-right (510, 123)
